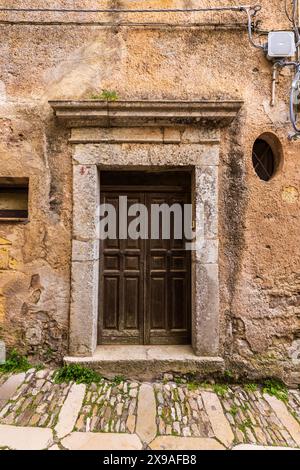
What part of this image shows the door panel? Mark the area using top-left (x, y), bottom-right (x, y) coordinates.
top-left (98, 192), bottom-right (144, 344)
top-left (146, 192), bottom-right (191, 345)
top-left (149, 277), bottom-right (167, 330)
top-left (103, 277), bottom-right (119, 329)
top-left (98, 172), bottom-right (191, 345)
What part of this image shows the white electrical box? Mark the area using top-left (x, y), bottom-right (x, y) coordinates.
top-left (268, 31), bottom-right (296, 58)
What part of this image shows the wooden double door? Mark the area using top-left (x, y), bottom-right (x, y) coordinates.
top-left (98, 171), bottom-right (191, 345)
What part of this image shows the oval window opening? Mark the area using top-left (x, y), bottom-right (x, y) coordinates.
top-left (252, 139), bottom-right (277, 181)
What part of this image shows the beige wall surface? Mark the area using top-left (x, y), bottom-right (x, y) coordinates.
top-left (0, 1), bottom-right (299, 383)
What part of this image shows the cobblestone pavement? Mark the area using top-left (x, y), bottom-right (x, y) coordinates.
top-left (0, 370), bottom-right (300, 450)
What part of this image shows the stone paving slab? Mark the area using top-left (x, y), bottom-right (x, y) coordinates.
top-left (0, 373), bottom-right (25, 401)
top-left (136, 384), bottom-right (156, 444)
top-left (0, 373), bottom-right (11, 387)
top-left (55, 383), bottom-right (86, 439)
top-left (0, 424), bottom-right (53, 450)
top-left (149, 436), bottom-right (225, 450)
top-left (0, 372), bottom-right (25, 410)
top-left (201, 390), bottom-right (234, 447)
top-left (61, 432), bottom-right (143, 450)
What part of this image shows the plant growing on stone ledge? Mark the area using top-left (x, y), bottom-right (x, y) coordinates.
top-left (90, 89), bottom-right (119, 101)
top-left (54, 364), bottom-right (103, 385)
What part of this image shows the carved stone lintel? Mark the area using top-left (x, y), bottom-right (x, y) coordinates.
top-left (49, 99), bottom-right (243, 128)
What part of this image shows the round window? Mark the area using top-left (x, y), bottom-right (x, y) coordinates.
top-left (252, 138), bottom-right (277, 181)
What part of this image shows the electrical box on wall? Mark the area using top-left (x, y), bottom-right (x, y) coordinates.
top-left (0, 177), bottom-right (29, 221)
top-left (267, 31), bottom-right (296, 58)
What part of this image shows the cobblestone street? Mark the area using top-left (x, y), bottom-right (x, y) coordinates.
top-left (0, 369), bottom-right (300, 450)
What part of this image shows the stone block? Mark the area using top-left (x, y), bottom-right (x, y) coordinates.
top-left (193, 239), bottom-right (219, 264)
top-left (163, 128), bottom-right (181, 143)
top-left (72, 164), bottom-right (100, 240)
top-left (181, 127), bottom-right (221, 144)
top-left (72, 239), bottom-right (99, 262)
top-left (73, 143), bottom-right (219, 168)
top-left (136, 384), bottom-right (157, 444)
top-left (55, 383), bottom-right (86, 439)
top-left (195, 166), bottom-right (218, 239)
top-left (70, 259), bottom-right (99, 355)
top-left (0, 372), bottom-right (25, 400)
top-left (193, 263), bottom-right (219, 356)
top-left (201, 391), bottom-right (234, 447)
top-left (70, 127), bottom-right (164, 144)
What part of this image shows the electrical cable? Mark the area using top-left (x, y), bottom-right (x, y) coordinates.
top-left (290, 67), bottom-right (300, 132)
top-left (0, 4), bottom-right (262, 31)
top-left (289, 1), bottom-right (300, 132)
top-left (241, 5), bottom-right (265, 49)
top-left (292, 0), bottom-right (300, 45)
top-left (0, 20), bottom-right (250, 29)
top-left (0, 6), bottom-right (256, 14)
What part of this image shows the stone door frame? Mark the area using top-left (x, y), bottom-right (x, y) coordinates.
top-left (50, 100), bottom-right (243, 358)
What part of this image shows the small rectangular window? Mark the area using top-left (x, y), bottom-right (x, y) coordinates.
top-left (0, 177), bottom-right (29, 222)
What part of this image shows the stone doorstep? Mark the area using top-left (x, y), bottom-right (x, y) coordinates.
top-left (64, 345), bottom-right (225, 381)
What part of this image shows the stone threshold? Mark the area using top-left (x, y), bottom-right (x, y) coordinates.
top-left (64, 345), bottom-right (225, 381)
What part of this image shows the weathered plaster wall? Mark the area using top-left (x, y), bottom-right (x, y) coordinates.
top-left (0, 1), bottom-right (299, 381)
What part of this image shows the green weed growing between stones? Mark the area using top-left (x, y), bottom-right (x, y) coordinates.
top-left (243, 383), bottom-right (258, 393)
top-left (229, 405), bottom-right (238, 417)
top-left (112, 375), bottom-right (125, 385)
top-left (262, 378), bottom-right (289, 403)
top-left (54, 364), bottom-right (102, 385)
top-left (0, 349), bottom-right (33, 373)
top-left (224, 370), bottom-right (235, 382)
top-left (174, 377), bottom-right (186, 385)
top-left (213, 384), bottom-right (229, 398)
top-left (187, 381), bottom-right (199, 392)
top-left (238, 417), bottom-right (253, 434)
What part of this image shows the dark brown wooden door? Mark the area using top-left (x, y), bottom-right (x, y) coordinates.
top-left (98, 172), bottom-right (191, 345)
